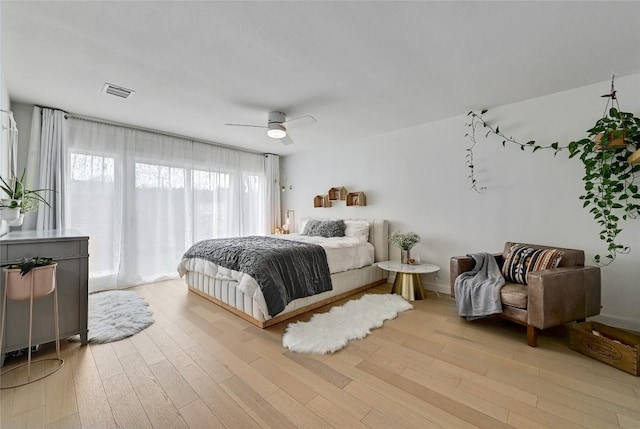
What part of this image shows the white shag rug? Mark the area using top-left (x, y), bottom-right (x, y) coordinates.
top-left (87, 290), bottom-right (154, 343)
top-left (282, 294), bottom-right (412, 354)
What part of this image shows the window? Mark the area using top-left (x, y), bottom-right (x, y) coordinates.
top-left (68, 152), bottom-right (118, 281)
top-left (135, 162), bottom-right (185, 189)
top-left (193, 169), bottom-right (230, 190)
top-left (192, 169), bottom-right (234, 241)
top-left (70, 153), bottom-right (114, 182)
top-left (65, 120), bottom-right (269, 291)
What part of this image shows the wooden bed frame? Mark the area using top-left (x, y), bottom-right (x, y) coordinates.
top-left (189, 279), bottom-right (386, 328)
top-left (183, 219), bottom-right (389, 328)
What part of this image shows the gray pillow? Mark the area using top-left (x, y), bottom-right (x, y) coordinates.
top-left (302, 220), bottom-right (346, 238)
top-left (302, 220), bottom-right (321, 236)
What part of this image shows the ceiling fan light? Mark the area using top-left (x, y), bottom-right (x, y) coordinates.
top-left (267, 124), bottom-right (286, 139)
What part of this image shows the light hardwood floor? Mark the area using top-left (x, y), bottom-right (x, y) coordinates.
top-left (2, 279), bottom-right (639, 428)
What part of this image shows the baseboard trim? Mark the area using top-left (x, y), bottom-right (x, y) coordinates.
top-left (590, 314), bottom-right (640, 333)
top-left (423, 282), bottom-right (451, 296)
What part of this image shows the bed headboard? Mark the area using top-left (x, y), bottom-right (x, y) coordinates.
top-left (368, 219), bottom-right (389, 262)
top-left (300, 218), bottom-right (388, 262)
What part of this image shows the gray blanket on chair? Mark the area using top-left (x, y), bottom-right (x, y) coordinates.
top-left (182, 236), bottom-right (332, 317)
top-left (454, 253), bottom-right (505, 320)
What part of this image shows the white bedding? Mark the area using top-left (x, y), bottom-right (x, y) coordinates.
top-left (177, 234), bottom-right (375, 318)
top-left (274, 234), bottom-right (374, 273)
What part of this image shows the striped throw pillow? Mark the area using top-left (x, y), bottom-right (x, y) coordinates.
top-left (501, 245), bottom-right (563, 285)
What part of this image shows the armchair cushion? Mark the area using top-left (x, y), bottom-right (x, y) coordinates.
top-left (501, 244), bottom-right (563, 285)
top-left (500, 284), bottom-right (528, 309)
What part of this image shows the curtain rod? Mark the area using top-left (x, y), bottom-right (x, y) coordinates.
top-left (64, 112), bottom-right (264, 156)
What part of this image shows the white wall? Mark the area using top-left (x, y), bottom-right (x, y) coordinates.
top-left (0, 1), bottom-right (10, 236)
top-left (282, 73), bottom-right (640, 331)
top-left (11, 102), bottom-right (33, 176)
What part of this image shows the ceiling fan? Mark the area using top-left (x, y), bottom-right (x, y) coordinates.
top-left (225, 111), bottom-right (316, 145)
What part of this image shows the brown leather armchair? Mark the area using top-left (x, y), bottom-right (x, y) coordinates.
top-left (450, 242), bottom-right (601, 347)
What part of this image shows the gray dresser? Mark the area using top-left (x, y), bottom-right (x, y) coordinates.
top-left (0, 230), bottom-right (89, 365)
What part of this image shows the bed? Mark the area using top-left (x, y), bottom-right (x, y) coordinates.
top-left (178, 219), bottom-right (389, 328)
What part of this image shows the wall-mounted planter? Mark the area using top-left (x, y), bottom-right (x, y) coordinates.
top-left (1, 199), bottom-right (21, 222)
top-left (7, 214), bottom-right (24, 227)
top-left (0, 207), bottom-right (20, 222)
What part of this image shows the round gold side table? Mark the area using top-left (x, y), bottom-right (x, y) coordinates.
top-left (376, 260), bottom-right (440, 301)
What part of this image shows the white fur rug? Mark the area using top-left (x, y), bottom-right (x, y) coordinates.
top-left (88, 290), bottom-right (154, 343)
top-left (282, 294), bottom-right (412, 354)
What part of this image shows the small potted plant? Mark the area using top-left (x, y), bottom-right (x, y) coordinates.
top-left (388, 231), bottom-right (421, 264)
top-left (0, 170), bottom-right (52, 226)
top-left (0, 174), bottom-right (22, 222)
top-left (3, 257), bottom-right (57, 301)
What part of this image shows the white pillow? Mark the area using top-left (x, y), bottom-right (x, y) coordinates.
top-left (299, 218), bottom-right (312, 234)
top-left (344, 220), bottom-right (370, 242)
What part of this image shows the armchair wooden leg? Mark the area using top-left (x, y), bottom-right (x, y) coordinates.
top-left (527, 325), bottom-right (538, 347)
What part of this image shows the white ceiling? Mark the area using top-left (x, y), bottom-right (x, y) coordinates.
top-left (3, 1), bottom-right (640, 155)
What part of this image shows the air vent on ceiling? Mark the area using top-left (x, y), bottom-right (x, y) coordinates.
top-left (102, 83), bottom-right (135, 99)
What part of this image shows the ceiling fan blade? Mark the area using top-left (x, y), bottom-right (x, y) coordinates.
top-left (280, 134), bottom-right (294, 145)
top-left (224, 123), bottom-right (267, 129)
top-left (284, 115), bottom-right (317, 129)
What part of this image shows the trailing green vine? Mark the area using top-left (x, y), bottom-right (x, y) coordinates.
top-left (463, 110), bottom-right (488, 194)
top-left (464, 92), bottom-right (640, 265)
top-left (465, 110), bottom-right (566, 194)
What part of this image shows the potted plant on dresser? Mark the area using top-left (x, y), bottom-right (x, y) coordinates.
top-left (0, 170), bottom-right (53, 227)
top-left (0, 177), bottom-right (21, 223)
top-left (3, 257), bottom-right (57, 301)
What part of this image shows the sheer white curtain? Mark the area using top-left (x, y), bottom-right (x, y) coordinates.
top-left (264, 154), bottom-right (281, 234)
top-left (38, 109), bottom-right (66, 229)
top-left (65, 118), bottom-right (267, 292)
top-left (23, 107), bottom-right (66, 230)
top-left (23, 106), bottom-right (42, 231)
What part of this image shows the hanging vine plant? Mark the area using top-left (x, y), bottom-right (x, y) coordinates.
top-left (465, 77), bottom-right (640, 265)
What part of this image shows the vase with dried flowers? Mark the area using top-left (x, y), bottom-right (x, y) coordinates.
top-left (388, 231), bottom-right (420, 264)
